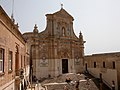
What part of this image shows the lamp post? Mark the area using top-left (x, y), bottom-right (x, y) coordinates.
top-left (29, 44), bottom-right (34, 90)
top-left (112, 80), bottom-right (115, 90)
top-left (19, 68), bottom-right (24, 90)
top-left (30, 65), bottom-right (33, 90)
top-left (99, 73), bottom-right (103, 90)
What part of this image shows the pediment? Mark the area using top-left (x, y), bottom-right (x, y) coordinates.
top-left (53, 8), bottom-right (74, 20)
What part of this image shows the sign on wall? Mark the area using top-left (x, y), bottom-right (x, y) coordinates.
top-left (75, 58), bottom-right (80, 65)
top-left (40, 57), bottom-right (48, 67)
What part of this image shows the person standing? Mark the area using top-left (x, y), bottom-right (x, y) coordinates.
top-left (112, 81), bottom-right (115, 90)
top-left (64, 85), bottom-right (68, 90)
top-left (75, 81), bottom-right (79, 90)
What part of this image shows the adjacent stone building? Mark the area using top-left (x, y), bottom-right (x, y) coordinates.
top-left (23, 7), bottom-right (85, 79)
top-left (0, 6), bottom-right (30, 90)
top-left (85, 52), bottom-right (120, 90)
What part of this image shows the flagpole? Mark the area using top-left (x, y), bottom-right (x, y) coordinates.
top-left (11, 0), bottom-right (14, 20)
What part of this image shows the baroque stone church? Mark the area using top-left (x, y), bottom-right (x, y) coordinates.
top-left (23, 7), bottom-right (85, 79)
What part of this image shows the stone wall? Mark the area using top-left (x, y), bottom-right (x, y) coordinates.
top-left (85, 52), bottom-right (120, 90)
top-left (0, 6), bottom-right (29, 90)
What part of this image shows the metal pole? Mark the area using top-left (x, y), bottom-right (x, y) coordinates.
top-left (100, 73), bottom-right (103, 90)
top-left (11, 0), bottom-right (14, 19)
top-left (30, 66), bottom-right (32, 90)
top-left (30, 45), bottom-right (33, 90)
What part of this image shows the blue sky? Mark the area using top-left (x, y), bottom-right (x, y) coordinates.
top-left (1, 0), bottom-right (120, 55)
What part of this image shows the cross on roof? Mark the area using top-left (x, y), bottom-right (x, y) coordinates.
top-left (61, 4), bottom-right (63, 9)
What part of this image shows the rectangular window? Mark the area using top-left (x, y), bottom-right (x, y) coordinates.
top-left (8, 51), bottom-right (12, 71)
top-left (113, 61), bottom-right (115, 69)
top-left (0, 48), bottom-right (4, 73)
top-left (103, 62), bottom-right (105, 68)
top-left (94, 62), bottom-right (96, 68)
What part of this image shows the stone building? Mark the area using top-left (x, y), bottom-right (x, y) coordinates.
top-left (23, 7), bottom-right (85, 79)
top-left (0, 6), bottom-right (29, 90)
top-left (1, 3), bottom-right (120, 90)
top-left (85, 52), bottom-right (120, 90)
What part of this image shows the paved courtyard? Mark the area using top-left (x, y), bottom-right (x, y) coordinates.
top-left (33, 73), bottom-right (99, 90)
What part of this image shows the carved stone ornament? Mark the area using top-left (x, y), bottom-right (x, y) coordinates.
top-left (75, 57), bottom-right (80, 65)
top-left (40, 56), bottom-right (48, 67)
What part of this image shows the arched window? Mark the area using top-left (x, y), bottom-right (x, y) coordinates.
top-left (62, 27), bottom-right (65, 36)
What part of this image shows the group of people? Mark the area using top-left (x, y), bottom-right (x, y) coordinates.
top-left (64, 77), bottom-right (79, 90)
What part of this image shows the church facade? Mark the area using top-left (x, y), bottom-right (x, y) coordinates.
top-left (23, 8), bottom-right (85, 79)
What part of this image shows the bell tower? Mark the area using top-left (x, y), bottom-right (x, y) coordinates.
top-left (79, 31), bottom-right (86, 63)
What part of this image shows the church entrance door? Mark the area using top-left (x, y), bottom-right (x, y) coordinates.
top-left (62, 59), bottom-right (68, 74)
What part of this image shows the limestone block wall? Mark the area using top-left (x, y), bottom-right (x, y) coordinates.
top-left (88, 68), bottom-right (118, 90)
top-left (35, 59), bottom-right (49, 79)
top-left (85, 53), bottom-right (120, 90)
top-left (35, 58), bottom-right (76, 79)
top-left (0, 6), bottom-right (28, 90)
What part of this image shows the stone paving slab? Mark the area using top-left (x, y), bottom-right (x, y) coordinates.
top-left (40, 73), bottom-right (98, 90)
